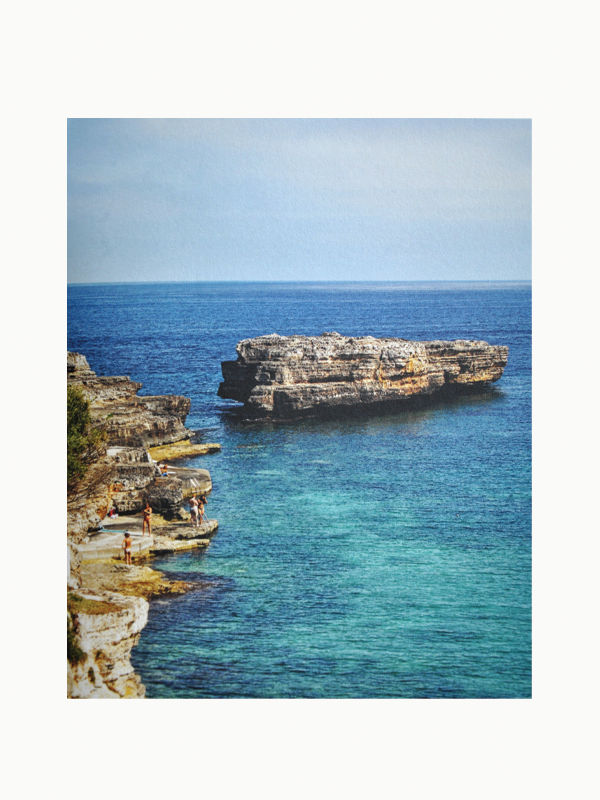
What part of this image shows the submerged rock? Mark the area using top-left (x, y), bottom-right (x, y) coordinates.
top-left (219, 332), bottom-right (508, 420)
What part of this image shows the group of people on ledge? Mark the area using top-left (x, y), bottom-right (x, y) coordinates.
top-left (189, 493), bottom-right (208, 528)
top-left (121, 493), bottom-right (208, 564)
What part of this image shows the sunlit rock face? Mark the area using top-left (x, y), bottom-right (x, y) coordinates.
top-left (66, 353), bottom-right (216, 699)
top-left (68, 352), bottom-right (191, 448)
top-left (67, 354), bottom-right (195, 534)
top-left (67, 592), bottom-right (149, 699)
top-left (219, 332), bottom-right (508, 420)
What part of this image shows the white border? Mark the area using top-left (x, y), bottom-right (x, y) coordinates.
top-left (5, 1), bottom-right (599, 797)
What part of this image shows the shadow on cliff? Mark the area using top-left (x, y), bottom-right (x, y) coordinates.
top-left (218, 385), bottom-right (506, 435)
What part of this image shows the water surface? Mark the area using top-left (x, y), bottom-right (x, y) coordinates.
top-left (68, 281), bottom-right (531, 697)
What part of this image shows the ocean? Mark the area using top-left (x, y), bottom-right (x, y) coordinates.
top-left (67, 281), bottom-right (531, 698)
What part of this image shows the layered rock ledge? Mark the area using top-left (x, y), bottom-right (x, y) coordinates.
top-left (68, 352), bottom-right (191, 448)
top-left (67, 353), bottom-right (216, 535)
top-left (219, 332), bottom-right (508, 420)
top-left (67, 353), bottom-right (220, 698)
top-left (148, 440), bottom-right (221, 462)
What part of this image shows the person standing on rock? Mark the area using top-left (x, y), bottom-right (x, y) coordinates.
top-left (189, 495), bottom-right (199, 528)
top-left (123, 532), bottom-right (132, 565)
top-left (198, 493), bottom-right (207, 524)
top-left (142, 501), bottom-right (152, 535)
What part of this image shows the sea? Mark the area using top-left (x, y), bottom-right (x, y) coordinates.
top-left (67, 281), bottom-right (531, 698)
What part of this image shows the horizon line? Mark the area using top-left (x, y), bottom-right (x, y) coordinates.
top-left (68, 278), bottom-right (532, 287)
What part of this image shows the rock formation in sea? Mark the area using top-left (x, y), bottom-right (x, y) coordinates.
top-left (67, 352), bottom-right (218, 698)
top-left (218, 332), bottom-right (509, 420)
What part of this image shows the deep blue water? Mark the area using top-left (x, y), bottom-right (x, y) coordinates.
top-left (68, 281), bottom-right (531, 698)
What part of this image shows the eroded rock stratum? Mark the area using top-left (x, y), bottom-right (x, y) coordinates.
top-left (67, 353), bottom-right (217, 698)
top-left (67, 351), bottom-right (190, 448)
top-left (219, 332), bottom-right (508, 420)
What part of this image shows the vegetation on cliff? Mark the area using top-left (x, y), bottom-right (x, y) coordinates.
top-left (67, 615), bottom-right (86, 665)
top-left (67, 385), bottom-right (106, 487)
top-left (68, 592), bottom-right (121, 615)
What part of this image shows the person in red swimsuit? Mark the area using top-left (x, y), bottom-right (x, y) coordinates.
top-left (142, 502), bottom-right (152, 535)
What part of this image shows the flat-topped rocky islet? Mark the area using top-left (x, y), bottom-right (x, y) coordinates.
top-left (219, 332), bottom-right (508, 420)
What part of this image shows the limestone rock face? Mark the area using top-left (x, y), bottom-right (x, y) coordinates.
top-left (67, 352), bottom-right (218, 698)
top-left (68, 352), bottom-right (190, 448)
top-left (67, 454), bottom-right (116, 542)
top-left (219, 332), bottom-right (509, 420)
top-left (146, 476), bottom-right (185, 519)
top-left (148, 440), bottom-right (221, 461)
top-left (108, 447), bottom-right (157, 513)
top-left (67, 591), bottom-right (149, 699)
top-left (67, 355), bottom-right (204, 525)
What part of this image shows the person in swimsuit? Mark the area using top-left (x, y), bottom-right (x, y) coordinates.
top-left (198, 493), bottom-right (207, 524)
top-left (189, 495), bottom-right (199, 528)
top-left (123, 532), bottom-right (132, 565)
top-left (142, 502), bottom-right (152, 535)
top-left (160, 463), bottom-right (168, 477)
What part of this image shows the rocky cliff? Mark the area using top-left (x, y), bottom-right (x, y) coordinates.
top-left (219, 332), bottom-right (508, 420)
top-left (67, 353), bottom-right (217, 698)
top-left (67, 353), bottom-right (211, 529)
top-left (67, 352), bottom-right (190, 448)
top-left (67, 591), bottom-right (149, 698)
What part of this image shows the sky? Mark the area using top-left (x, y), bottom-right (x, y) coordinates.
top-left (67, 118), bottom-right (531, 283)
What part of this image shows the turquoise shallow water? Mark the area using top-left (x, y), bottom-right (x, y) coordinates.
top-left (68, 281), bottom-right (531, 697)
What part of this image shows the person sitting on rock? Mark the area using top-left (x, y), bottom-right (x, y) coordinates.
top-left (142, 502), bottom-right (152, 535)
top-left (160, 463), bottom-right (168, 477)
top-left (123, 532), bottom-right (132, 565)
top-left (189, 495), bottom-right (199, 528)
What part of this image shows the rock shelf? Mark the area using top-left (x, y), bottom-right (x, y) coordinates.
top-left (148, 439), bottom-right (221, 461)
top-left (73, 514), bottom-right (218, 561)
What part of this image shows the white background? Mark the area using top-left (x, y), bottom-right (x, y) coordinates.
top-left (3, 1), bottom-right (598, 798)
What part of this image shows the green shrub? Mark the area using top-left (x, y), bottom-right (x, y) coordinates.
top-left (67, 385), bottom-right (105, 487)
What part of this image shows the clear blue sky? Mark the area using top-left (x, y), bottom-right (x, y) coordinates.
top-left (67, 118), bottom-right (531, 283)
